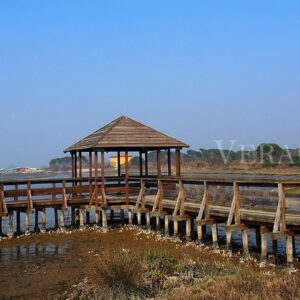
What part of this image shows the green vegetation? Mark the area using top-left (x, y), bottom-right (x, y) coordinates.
top-left (49, 156), bottom-right (88, 171)
top-left (130, 143), bottom-right (300, 169)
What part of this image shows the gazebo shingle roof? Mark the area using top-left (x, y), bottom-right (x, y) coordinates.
top-left (64, 116), bottom-right (189, 152)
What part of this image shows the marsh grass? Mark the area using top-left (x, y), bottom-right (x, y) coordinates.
top-left (60, 240), bottom-right (299, 300)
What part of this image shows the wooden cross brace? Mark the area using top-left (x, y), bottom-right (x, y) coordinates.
top-left (0, 183), bottom-right (8, 217)
top-left (27, 181), bottom-right (33, 214)
top-left (152, 180), bottom-right (164, 214)
top-left (62, 180), bottom-right (68, 211)
top-left (226, 181), bottom-right (241, 226)
top-left (135, 180), bottom-right (146, 210)
top-left (101, 186), bottom-right (107, 209)
top-left (273, 183), bottom-right (286, 233)
top-left (197, 181), bottom-right (211, 222)
top-left (173, 181), bottom-right (187, 218)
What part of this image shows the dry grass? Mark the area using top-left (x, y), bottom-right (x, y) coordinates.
top-left (167, 273), bottom-right (300, 300)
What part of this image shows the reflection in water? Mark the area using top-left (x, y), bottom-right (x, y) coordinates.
top-left (0, 242), bottom-right (71, 263)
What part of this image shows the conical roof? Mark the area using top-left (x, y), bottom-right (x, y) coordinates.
top-left (64, 116), bottom-right (189, 152)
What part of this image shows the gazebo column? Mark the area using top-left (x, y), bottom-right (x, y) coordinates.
top-left (125, 151), bottom-right (129, 205)
top-left (74, 152), bottom-right (78, 178)
top-left (168, 149), bottom-right (172, 176)
top-left (139, 151), bottom-right (143, 177)
top-left (117, 151), bottom-right (121, 178)
top-left (145, 151), bottom-right (149, 177)
top-left (71, 152), bottom-right (75, 178)
top-left (94, 151), bottom-right (99, 221)
top-left (157, 150), bottom-right (161, 177)
top-left (79, 152), bottom-right (83, 178)
top-left (101, 150), bottom-right (107, 229)
top-left (175, 149), bottom-right (181, 177)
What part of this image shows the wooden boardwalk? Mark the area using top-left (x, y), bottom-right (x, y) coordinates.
top-left (0, 175), bottom-right (299, 267)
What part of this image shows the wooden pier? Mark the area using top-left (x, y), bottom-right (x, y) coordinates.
top-left (0, 116), bottom-right (299, 268)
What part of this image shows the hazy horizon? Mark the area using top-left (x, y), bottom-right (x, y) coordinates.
top-left (1, 1), bottom-right (300, 168)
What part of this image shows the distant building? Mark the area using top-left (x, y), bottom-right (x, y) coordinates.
top-left (110, 154), bottom-right (132, 169)
top-left (16, 167), bottom-right (30, 173)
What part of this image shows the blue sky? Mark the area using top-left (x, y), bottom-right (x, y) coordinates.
top-left (0, 1), bottom-right (300, 167)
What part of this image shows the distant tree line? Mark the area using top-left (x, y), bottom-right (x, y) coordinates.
top-left (49, 144), bottom-right (300, 171)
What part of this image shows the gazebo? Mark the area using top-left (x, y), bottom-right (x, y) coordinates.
top-left (64, 115), bottom-right (189, 181)
top-left (64, 116), bottom-right (189, 221)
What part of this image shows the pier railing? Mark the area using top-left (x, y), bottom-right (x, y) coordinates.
top-left (0, 175), bottom-right (299, 268)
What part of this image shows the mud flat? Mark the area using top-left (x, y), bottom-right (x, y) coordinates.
top-left (0, 227), bottom-right (299, 299)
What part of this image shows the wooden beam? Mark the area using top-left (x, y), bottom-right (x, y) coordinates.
top-left (167, 149), bottom-right (171, 176)
top-left (27, 181), bottom-right (33, 213)
top-left (79, 152), bottom-right (83, 178)
top-left (117, 151), bottom-right (121, 177)
top-left (175, 149), bottom-right (181, 177)
top-left (89, 151), bottom-right (93, 179)
top-left (62, 180), bottom-right (67, 209)
top-left (125, 150), bottom-right (129, 205)
top-left (227, 182), bottom-right (241, 226)
top-left (157, 150), bottom-right (161, 177)
top-left (273, 183), bottom-right (286, 232)
top-left (0, 183), bottom-right (8, 215)
top-left (145, 151), bottom-right (148, 177)
top-left (139, 151), bottom-right (143, 177)
top-left (94, 151), bottom-right (99, 210)
top-left (74, 152), bottom-right (78, 178)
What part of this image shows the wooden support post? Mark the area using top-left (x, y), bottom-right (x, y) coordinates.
top-left (25, 212), bottom-right (30, 235)
top-left (197, 223), bottom-right (203, 243)
top-left (145, 151), bottom-right (148, 177)
top-left (139, 151), bottom-right (143, 177)
top-left (173, 220), bottom-right (178, 237)
top-left (89, 151), bottom-right (93, 178)
top-left (287, 235), bottom-right (294, 268)
top-left (79, 152), bottom-right (82, 178)
top-left (125, 150), bottom-right (129, 205)
top-left (226, 231), bottom-right (232, 252)
top-left (102, 209), bottom-right (108, 231)
top-left (71, 152), bottom-right (75, 178)
top-left (175, 148), bottom-right (181, 177)
top-left (167, 149), bottom-right (171, 176)
top-left (16, 211), bottom-right (21, 234)
top-left (54, 208), bottom-right (59, 229)
top-left (8, 211), bottom-right (14, 238)
top-left (95, 209), bottom-right (101, 226)
top-left (74, 151), bottom-right (78, 178)
top-left (212, 224), bottom-right (219, 249)
top-left (164, 215), bottom-right (169, 236)
top-left (95, 151), bottom-right (99, 210)
top-left (273, 239), bottom-right (279, 265)
top-left (60, 209), bottom-right (65, 231)
top-left (242, 228), bottom-right (249, 256)
top-left (157, 150), bottom-right (161, 177)
top-left (146, 212), bottom-right (150, 229)
top-left (186, 218), bottom-right (191, 242)
top-left (79, 208), bottom-right (84, 230)
top-left (34, 209), bottom-right (39, 232)
top-left (156, 216), bottom-right (160, 230)
top-left (41, 208), bottom-right (46, 233)
top-left (128, 209), bottom-right (133, 225)
top-left (137, 212), bottom-right (142, 226)
top-left (117, 151), bottom-right (121, 177)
